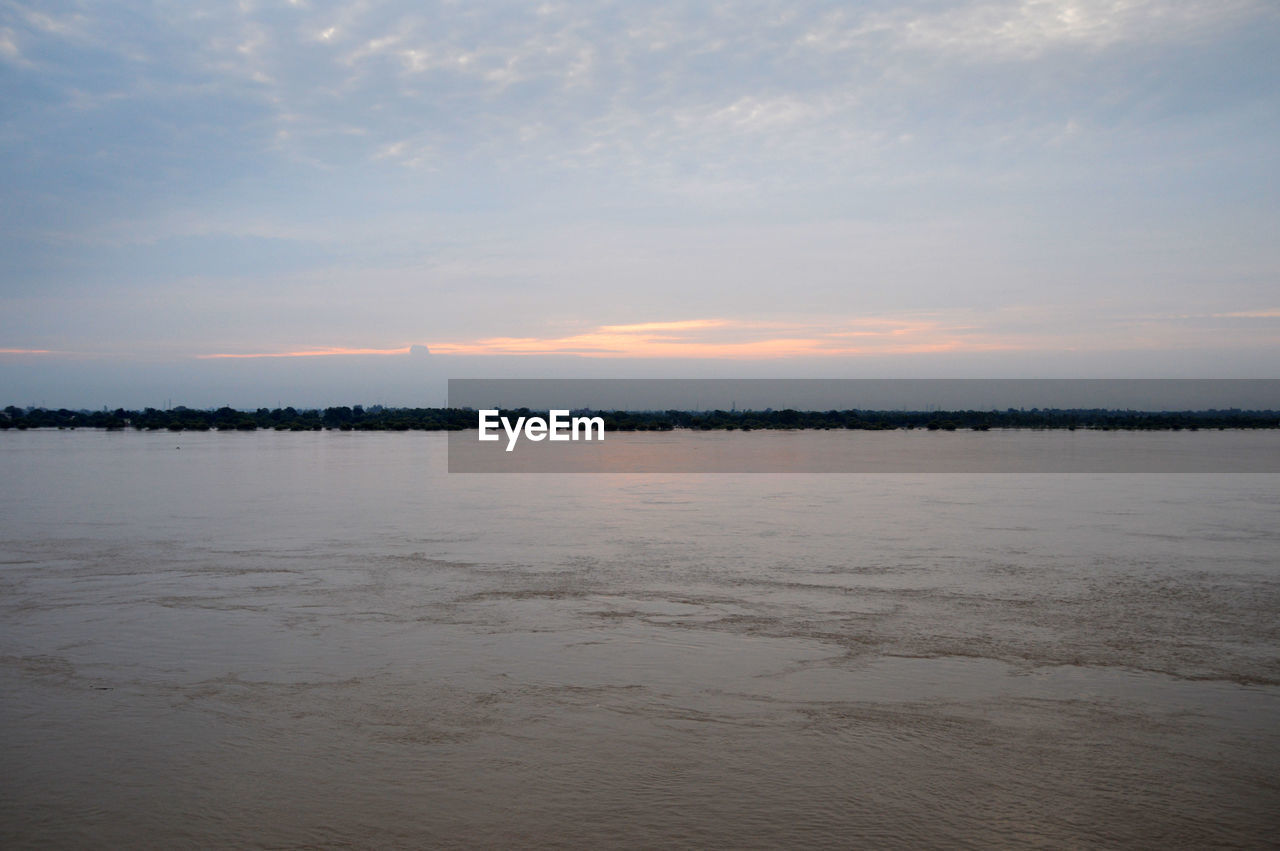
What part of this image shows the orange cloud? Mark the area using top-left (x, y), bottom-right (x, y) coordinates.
top-left (596, 319), bottom-right (729, 333)
top-left (429, 316), bottom-right (1015, 358)
top-left (0, 348), bottom-right (56, 355)
top-left (189, 314), bottom-right (1031, 362)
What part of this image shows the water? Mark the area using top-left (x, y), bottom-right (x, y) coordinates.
top-left (2, 430), bottom-right (1278, 848)
top-left (449, 426), bottom-right (1280, 472)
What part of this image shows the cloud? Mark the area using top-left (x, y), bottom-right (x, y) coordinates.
top-left (596, 320), bottom-right (728, 334)
top-left (197, 346), bottom-right (414, 359)
top-left (1210, 309), bottom-right (1280, 319)
top-left (428, 315), bottom-right (1017, 358)
top-left (425, 303), bottom-right (1280, 360)
top-left (801, 0), bottom-right (1268, 60)
top-left (5, 0), bottom-right (1275, 206)
top-left (0, 26), bottom-right (26, 65)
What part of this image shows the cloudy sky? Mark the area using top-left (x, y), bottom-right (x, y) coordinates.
top-left (2, 0), bottom-right (1277, 406)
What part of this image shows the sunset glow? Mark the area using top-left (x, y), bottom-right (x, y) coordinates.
top-left (428, 317), bottom-right (1015, 358)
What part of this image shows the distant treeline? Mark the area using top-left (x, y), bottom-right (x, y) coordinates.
top-left (1, 405), bottom-right (469, 431)
top-left (3, 405), bottom-right (1279, 432)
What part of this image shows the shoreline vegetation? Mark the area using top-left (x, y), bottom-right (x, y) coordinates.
top-left (2, 405), bottom-right (1278, 433)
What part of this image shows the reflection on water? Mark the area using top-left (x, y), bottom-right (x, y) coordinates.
top-left (1, 430), bottom-right (1278, 848)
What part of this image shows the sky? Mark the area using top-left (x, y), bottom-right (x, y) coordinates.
top-left (1, 0), bottom-right (1278, 408)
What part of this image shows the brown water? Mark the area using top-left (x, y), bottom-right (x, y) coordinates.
top-left (2, 430), bottom-right (1278, 848)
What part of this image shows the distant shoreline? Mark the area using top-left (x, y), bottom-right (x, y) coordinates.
top-left (3, 406), bottom-right (1278, 432)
